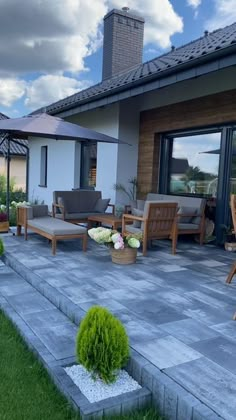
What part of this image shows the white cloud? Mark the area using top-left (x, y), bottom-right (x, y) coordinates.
top-left (206, 0), bottom-right (236, 31)
top-left (0, 78), bottom-right (26, 107)
top-left (0, 0), bottom-right (183, 77)
top-left (0, 0), bottom-right (107, 76)
top-left (187, 0), bottom-right (201, 9)
top-left (109, 0), bottom-right (183, 48)
top-left (24, 75), bottom-right (93, 109)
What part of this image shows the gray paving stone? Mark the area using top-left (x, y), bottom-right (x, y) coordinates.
top-left (190, 336), bottom-right (236, 374)
top-left (6, 291), bottom-right (55, 314)
top-left (134, 335), bottom-right (201, 369)
top-left (159, 318), bottom-right (219, 344)
top-left (211, 320), bottom-right (236, 340)
top-left (32, 323), bottom-right (77, 360)
top-left (165, 357), bottom-right (236, 420)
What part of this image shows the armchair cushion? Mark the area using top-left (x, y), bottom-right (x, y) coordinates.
top-left (132, 208), bottom-right (144, 228)
top-left (32, 204), bottom-right (48, 218)
top-left (94, 198), bottom-right (110, 213)
top-left (177, 206), bottom-right (197, 223)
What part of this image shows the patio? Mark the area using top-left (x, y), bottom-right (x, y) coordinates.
top-left (1, 232), bottom-right (236, 419)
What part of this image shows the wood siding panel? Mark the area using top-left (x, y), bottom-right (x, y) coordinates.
top-left (137, 89), bottom-right (236, 197)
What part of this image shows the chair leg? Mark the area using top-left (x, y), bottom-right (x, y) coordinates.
top-left (52, 238), bottom-right (56, 255)
top-left (142, 239), bottom-right (147, 256)
top-left (17, 224), bottom-right (22, 236)
top-left (199, 229), bottom-right (204, 245)
top-left (82, 234), bottom-right (87, 252)
top-left (226, 263), bottom-right (236, 284)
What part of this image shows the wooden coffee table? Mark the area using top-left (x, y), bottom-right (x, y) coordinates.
top-left (88, 214), bottom-right (122, 230)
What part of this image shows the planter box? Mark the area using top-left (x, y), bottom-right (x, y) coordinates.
top-left (52, 363), bottom-right (151, 419)
top-left (0, 221), bottom-right (9, 233)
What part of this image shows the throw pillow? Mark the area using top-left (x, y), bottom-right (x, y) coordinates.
top-left (177, 206), bottom-right (197, 223)
top-left (132, 208), bottom-right (143, 228)
top-left (94, 198), bottom-right (110, 213)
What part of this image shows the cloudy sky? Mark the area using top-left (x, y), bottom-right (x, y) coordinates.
top-left (0, 0), bottom-right (235, 117)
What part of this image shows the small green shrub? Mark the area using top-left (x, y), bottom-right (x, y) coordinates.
top-left (0, 238), bottom-right (4, 256)
top-left (76, 306), bottom-right (130, 383)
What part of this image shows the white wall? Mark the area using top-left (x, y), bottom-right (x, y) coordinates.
top-left (28, 137), bottom-right (76, 208)
top-left (69, 104), bottom-right (120, 204)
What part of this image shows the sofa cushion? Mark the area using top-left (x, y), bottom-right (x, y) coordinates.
top-left (57, 197), bottom-right (65, 213)
top-left (53, 190), bottom-right (102, 213)
top-left (55, 212), bottom-right (105, 220)
top-left (177, 206), bottom-right (197, 223)
top-left (132, 208), bottom-right (143, 228)
top-left (94, 198), bottom-right (110, 213)
top-left (32, 205), bottom-right (48, 218)
top-left (28, 217), bottom-right (87, 236)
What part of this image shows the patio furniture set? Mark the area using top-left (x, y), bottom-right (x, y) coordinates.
top-left (16, 189), bottom-right (206, 255)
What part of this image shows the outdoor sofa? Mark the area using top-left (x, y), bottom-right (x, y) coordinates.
top-left (17, 204), bottom-right (87, 255)
top-left (126, 193), bottom-right (206, 245)
top-left (52, 190), bottom-right (114, 224)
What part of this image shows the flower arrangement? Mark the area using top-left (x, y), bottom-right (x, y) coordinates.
top-left (88, 227), bottom-right (142, 249)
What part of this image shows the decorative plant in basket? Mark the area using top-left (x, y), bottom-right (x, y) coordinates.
top-left (88, 227), bottom-right (142, 264)
top-left (0, 205), bottom-right (9, 233)
top-left (220, 224), bottom-right (236, 251)
top-left (76, 306), bottom-right (130, 384)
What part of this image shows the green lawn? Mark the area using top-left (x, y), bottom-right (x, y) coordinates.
top-left (0, 310), bottom-right (162, 420)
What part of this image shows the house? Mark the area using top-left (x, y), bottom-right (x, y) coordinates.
top-left (0, 112), bottom-right (28, 191)
top-left (29, 8), bottom-right (236, 242)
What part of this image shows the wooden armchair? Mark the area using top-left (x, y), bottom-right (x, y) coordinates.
top-left (122, 201), bottom-right (178, 256)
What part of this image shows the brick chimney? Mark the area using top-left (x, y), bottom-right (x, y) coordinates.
top-left (102, 8), bottom-right (145, 80)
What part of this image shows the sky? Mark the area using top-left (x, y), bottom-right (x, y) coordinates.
top-left (0, 0), bottom-right (236, 118)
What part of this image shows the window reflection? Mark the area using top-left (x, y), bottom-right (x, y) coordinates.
top-left (168, 132), bottom-right (221, 197)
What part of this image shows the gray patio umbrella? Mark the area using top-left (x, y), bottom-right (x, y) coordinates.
top-left (0, 112), bottom-right (124, 143)
top-left (0, 113), bottom-right (127, 219)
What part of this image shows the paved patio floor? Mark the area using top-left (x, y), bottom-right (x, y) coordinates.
top-left (1, 232), bottom-right (236, 419)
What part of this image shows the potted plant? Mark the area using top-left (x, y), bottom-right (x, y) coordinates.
top-left (88, 227), bottom-right (142, 264)
top-left (113, 177), bottom-right (138, 208)
top-left (0, 205), bottom-right (9, 233)
top-left (221, 224), bottom-right (236, 251)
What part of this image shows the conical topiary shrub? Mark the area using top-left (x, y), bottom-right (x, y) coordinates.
top-left (0, 238), bottom-right (4, 257)
top-left (76, 306), bottom-right (129, 383)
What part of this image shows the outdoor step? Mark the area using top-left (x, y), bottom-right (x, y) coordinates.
top-left (0, 258), bottom-right (151, 419)
top-left (2, 250), bottom-right (224, 420)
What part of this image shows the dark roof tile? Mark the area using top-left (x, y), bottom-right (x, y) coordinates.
top-left (36, 21), bottom-right (236, 115)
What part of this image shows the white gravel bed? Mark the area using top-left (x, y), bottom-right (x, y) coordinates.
top-left (64, 364), bottom-right (141, 403)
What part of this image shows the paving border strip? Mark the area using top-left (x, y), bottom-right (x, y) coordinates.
top-left (4, 252), bottom-right (223, 419)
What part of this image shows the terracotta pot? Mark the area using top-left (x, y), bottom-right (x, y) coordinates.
top-left (110, 247), bottom-right (137, 265)
top-left (0, 221), bottom-right (9, 233)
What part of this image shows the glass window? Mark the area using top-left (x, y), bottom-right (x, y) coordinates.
top-left (168, 132), bottom-right (221, 197)
top-left (40, 146), bottom-right (47, 187)
top-left (80, 143), bottom-right (97, 189)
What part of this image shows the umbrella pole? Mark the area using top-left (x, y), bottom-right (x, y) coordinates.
top-left (6, 136), bottom-right (10, 221)
top-left (26, 147), bottom-right (29, 201)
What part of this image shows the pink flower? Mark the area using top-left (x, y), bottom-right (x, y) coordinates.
top-left (114, 239), bottom-right (124, 249)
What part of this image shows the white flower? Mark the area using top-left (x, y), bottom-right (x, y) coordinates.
top-left (111, 233), bottom-right (122, 243)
